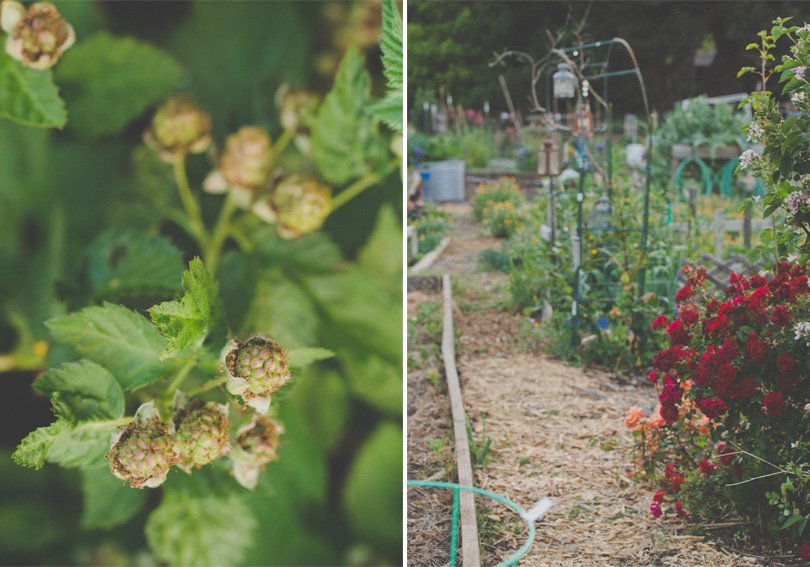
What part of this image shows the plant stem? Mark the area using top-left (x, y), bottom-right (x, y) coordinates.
top-left (186, 377), bottom-right (226, 397)
top-left (273, 129), bottom-right (293, 159)
top-left (204, 193), bottom-right (239, 274)
top-left (162, 357), bottom-right (197, 402)
top-left (329, 157), bottom-right (399, 212)
top-left (173, 158), bottom-right (208, 244)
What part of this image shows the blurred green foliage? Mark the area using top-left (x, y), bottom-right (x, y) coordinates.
top-left (0, 1), bottom-right (403, 566)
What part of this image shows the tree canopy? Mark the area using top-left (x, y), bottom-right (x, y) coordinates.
top-left (408, 1), bottom-right (810, 119)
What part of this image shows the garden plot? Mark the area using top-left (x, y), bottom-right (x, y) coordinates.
top-left (407, 203), bottom-right (794, 567)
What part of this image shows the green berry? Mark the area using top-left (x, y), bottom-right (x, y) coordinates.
top-left (173, 398), bottom-right (232, 471)
top-left (222, 335), bottom-right (291, 413)
top-left (108, 402), bottom-right (179, 489)
top-left (144, 97), bottom-right (212, 163)
top-left (273, 175), bottom-right (331, 238)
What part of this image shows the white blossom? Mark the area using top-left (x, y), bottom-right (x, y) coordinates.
top-left (746, 122), bottom-right (764, 142)
top-left (739, 149), bottom-right (759, 169)
top-left (792, 90), bottom-right (807, 105)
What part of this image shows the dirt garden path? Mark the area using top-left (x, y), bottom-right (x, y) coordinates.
top-left (407, 203), bottom-right (799, 567)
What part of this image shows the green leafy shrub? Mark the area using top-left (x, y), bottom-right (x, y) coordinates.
top-left (410, 204), bottom-right (452, 258)
top-left (470, 177), bottom-right (525, 221)
top-left (481, 200), bottom-right (525, 238)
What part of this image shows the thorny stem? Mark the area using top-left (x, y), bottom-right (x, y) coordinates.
top-left (330, 157), bottom-right (399, 212)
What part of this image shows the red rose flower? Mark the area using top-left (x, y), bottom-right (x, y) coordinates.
top-left (777, 353), bottom-right (795, 375)
top-left (713, 363), bottom-right (736, 398)
top-left (706, 299), bottom-right (719, 314)
top-left (650, 315), bottom-right (669, 330)
top-left (680, 304), bottom-right (700, 326)
top-left (771, 305), bottom-right (791, 327)
top-left (801, 543), bottom-right (810, 560)
top-left (719, 338), bottom-right (739, 363)
top-left (699, 459), bottom-right (715, 476)
top-left (652, 347), bottom-right (684, 372)
top-left (675, 284), bottom-right (693, 302)
top-left (692, 366), bottom-right (712, 388)
top-left (762, 391), bottom-right (785, 418)
top-left (660, 404), bottom-right (680, 423)
top-left (650, 501), bottom-right (662, 518)
top-left (699, 399), bottom-right (728, 419)
top-left (743, 332), bottom-right (768, 362)
top-left (717, 442), bottom-right (735, 466)
top-left (675, 499), bottom-right (686, 518)
top-left (667, 319), bottom-right (690, 346)
top-left (653, 491), bottom-right (666, 503)
top-left (737, 377), bottom-right (757, 398)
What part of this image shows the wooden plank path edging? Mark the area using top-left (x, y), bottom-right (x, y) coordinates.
top-left (409, 236), bottom-right (451, 274)
top-left (442, 273), bottom-right (481, 567)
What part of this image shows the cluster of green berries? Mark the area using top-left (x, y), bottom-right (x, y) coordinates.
top-left (146, 90), bottom-right (331, 239)
top-left (108, 335), bottom-right (291, 489)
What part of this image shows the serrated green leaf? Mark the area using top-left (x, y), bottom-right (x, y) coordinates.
top-left (311, 47), bottom-right (374, 185)
top-left (80, 466), bottom-right (146, 529)
top-left (46, 302), bottom-right (172, 390)
top-left (34, 360), bottom-right (124, 421)
top-left (149, 258), bottom-right (227, 358)
top-left (0, 50), bottom-right (66, 128)
top-left (369, 90), bottom-right (403, 132)
top-left (12, 418), bottom-right (72, 470)
top-left (288, 347), bottom-right (335, 368)
top-left (373, 0), bottom-right (402, 133)
top-left (146, 491), bottom-right (256, 567)
top-left (380, 0), bottom-right (403, 91)
top-left (343, 422), bottom-right (402, 552)
top-left (86, 229), bottom-right (183, 301)
top-left (45, 420), bottom-right (119, 469)
top-left (54, 31), bottom-right (183, 139)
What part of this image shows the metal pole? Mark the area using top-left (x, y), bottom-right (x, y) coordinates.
top-left (638, 132), bottom-right (652, 296)
top-left (572, 177), bottom-right (584, 348)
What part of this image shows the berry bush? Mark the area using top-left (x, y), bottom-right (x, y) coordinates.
top-left (1, 1), bottom-right (403, 565)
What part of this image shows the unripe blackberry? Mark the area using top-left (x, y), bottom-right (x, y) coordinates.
top-left (204, 126), bottom-right (274, 208)
top-left (143, 96), bottom-right (212, 163)
top-left (1, 1), bottom-right (75, 70)
top-left (108, 402), bottom-right (179, 489)
top-left (272, 175), bottom-right (331, 239)
top-left (171, 391), bottom-right (231, 472)
top-left (221, 334), bottom-right (290, 414)
top-left (230, 415), bottom-right (284, 489)
top-left (275, 85), bottom-right (319, 134)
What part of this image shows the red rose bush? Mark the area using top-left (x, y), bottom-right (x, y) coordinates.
top-left (628, 263), bottom-right (810, 547)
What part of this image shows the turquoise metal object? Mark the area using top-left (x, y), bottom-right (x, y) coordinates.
top-left (407, 480), bottom-right (539, 567)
